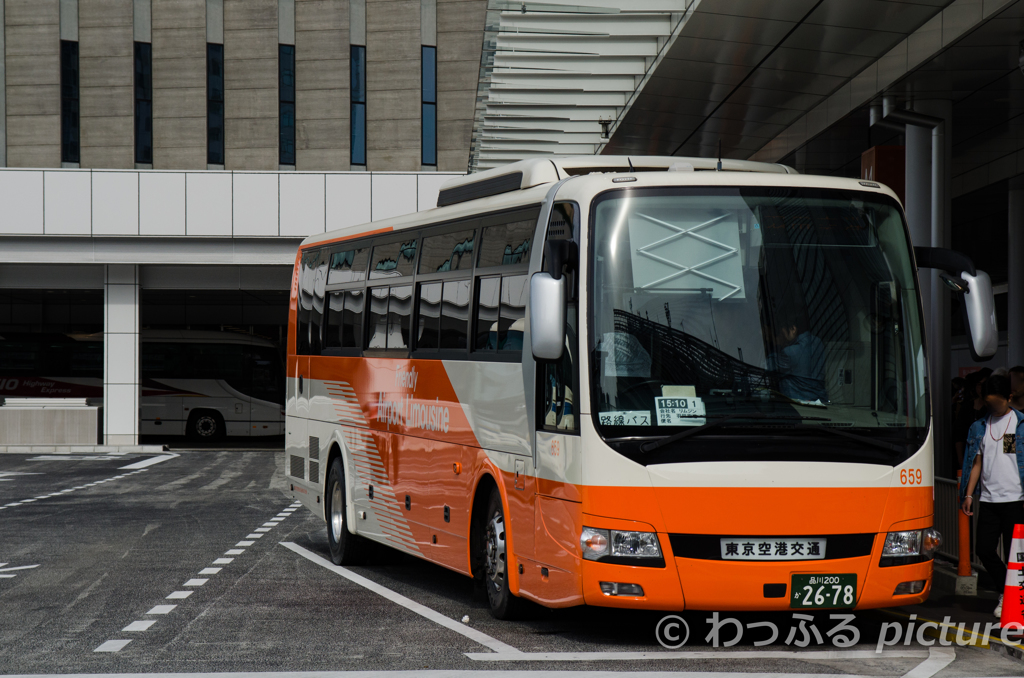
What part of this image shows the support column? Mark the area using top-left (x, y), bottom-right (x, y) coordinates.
top-left (918, 99), bottom-right (953, 476)
top-left (1009, 177), bottom-right (1024, 367)
top-left (103, 265), bottom-right (140, 445)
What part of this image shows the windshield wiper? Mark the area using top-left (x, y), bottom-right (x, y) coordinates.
top-left (638, 413), bottom-right (905, 455)
top-left (639, 413), bottom-right (829, 453)
top-left (788, 424), bottom-right (905, 455)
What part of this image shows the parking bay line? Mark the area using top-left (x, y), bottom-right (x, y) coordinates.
top-left (119, 453), bottom-right (179, 470)
top-left (281, 541), bottom-right (522, 656)
top-left (279, 543), bottom-right (952, 677)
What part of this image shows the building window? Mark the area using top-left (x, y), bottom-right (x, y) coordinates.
top-left (350, 45), bottom-right (366, 166)
top-left (60, 40), bottom-right (80, 164)
top-left (207, 43), bottom-right (225, 165)
top-left (279, 44), bottom-right (296, 166)
top-left (421, 46), bottom-right (436, 166)
top-left (134, 42), bottom-right (153, 164)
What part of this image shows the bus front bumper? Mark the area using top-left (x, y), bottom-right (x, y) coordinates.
top-left (581, 548), bottom-right (933, 611)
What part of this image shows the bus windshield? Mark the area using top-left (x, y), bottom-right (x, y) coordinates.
top-left (590, 186), bottom-right (928, 464)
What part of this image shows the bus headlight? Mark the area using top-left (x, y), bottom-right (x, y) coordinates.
top-left (581, 527), bottom-right (662, 561)
top-left (882, 530), bottom-right (922, 556)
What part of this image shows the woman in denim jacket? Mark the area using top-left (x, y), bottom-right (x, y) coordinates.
top-left (959, 375), bottom-right (1024, 617)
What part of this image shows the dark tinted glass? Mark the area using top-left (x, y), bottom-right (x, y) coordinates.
top-left (388, 286), bottom-right (413, 350)
top-left (419, 229), bottom-right (474, 273)
top-left (351, 46), bottom-right (366, 103)
top-left (60, 41), bottom-right (80, 164)
top-left (280, 102), bottom-right (296, 165)
top-left (422, 103), bottom-right (436, 166)
top-left (440, 280), bottom-right (471, 350)
top-left (326, 290), bottom-right (364, 349)
top-left (499, 275), bottom-right (528, 352)
top-left (417, 282), bottom-right (442, 350)
top-left (367, 287), bottom-right (388, 349)
top-left (421, 46), bottom-right (436, 103)
top-left (279, 45), bottom-right (296, 165)
top-left (351, 103), bottom-right (366, 165)
top-left (475, 276), bottom-right (500, 350)
top-left (328, 247), bottom-right (369, 284)
top-left (207, 43), bottom-right (225, 165)
top-left (351, 46), bottom-right (366, 165)
top-left (134, 42), bottom-right (153, 164)
top-left (478, 217), bottom-right (535, 268)
top-left (370, 239), bottom-right (418, 279)
top-left (297, 249), bottom-right (321, 354)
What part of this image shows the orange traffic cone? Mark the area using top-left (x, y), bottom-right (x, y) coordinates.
top-left (1000, 523), bottom-right (1024, 632)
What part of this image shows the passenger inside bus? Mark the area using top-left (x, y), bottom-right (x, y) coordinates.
top-left (765, 309), bottom-right (828, 404)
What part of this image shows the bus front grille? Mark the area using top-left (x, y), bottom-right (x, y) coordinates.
top-left (289, 454), bottom-right (305, 480)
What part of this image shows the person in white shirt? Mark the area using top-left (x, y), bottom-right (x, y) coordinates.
top-left (960, 374), bottom-right (1024, 618)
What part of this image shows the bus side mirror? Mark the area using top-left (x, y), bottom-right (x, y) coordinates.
top-left (915, 246), bottom-right (997, 361)
top-left (956, 270), bottom-right (998, 361)
top-left (530, 272), bottom-right (565, 361)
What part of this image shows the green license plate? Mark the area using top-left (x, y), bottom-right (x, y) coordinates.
top-left (790, 574), bottom-right (857, 609)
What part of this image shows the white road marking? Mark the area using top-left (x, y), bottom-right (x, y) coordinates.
top-left (0, 472), bottom-right (43, 484)
top-left (902, 647), bottom-right (956, 678)
top-left (198, 568), bottom-right (221, 575)
top-left (0, 564), bottom-right (40, 573)
top-left (212, 558), bottom-right (233, 565)
top-left (463, 649), bottom-right (931, 661)
top-left (236, 541), bottom-right (254, 547)
top-left (281, 542), bottom-right (522, 656)
top-left (20, 498), bottom-right (37, 502)
top-left (146, 605), bottom-right (176, 614)
top-left (184, 579), bottom-right (208, 586)
top-left (224, 549), bottom-right (244, 555)
top-left (254, 528), bottom-right (271, 533)
top-left (275, 513), bottom-right (289, 517)
top-left (246, 534), bottom-right (263, 539)
top-left (166, 591), bottom-right (193, 600)
top-left (0, 673), bottom-right (920, 678)
top-left (122, 620), bottom-right (156, 632)
top-left (120, 453), bottom-right (179, 470)
top-left (93, 639), bottom-right (131, 652)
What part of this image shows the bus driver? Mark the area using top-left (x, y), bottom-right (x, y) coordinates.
top-left (767, 310), bottom-right (828, 404)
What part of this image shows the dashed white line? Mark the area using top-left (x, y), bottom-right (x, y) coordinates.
top-left (93, 639), bottom-right (131, 653)
top-left (254, 528), bottom-right (271, 533)
top-left (246, 533), bottom-right (263, 539)
top-left (122, 620), bottom-right (156, 632)
top-left (198, 567), bottom-right (221, 575)
top-left (166, 591), bottom-right (193, 600)
top-left (224, 549), bottom-right (244, 556)
top-left (184, 579), bottom-right (208, 586)
top-left (236, 541), bottom-right (254, 547)
top-left (146, 605), bottom-right (176, 614)
top-left (212, 558), bottom-right (233, 565)
top-left (119, 453), bottom-right (179, 470)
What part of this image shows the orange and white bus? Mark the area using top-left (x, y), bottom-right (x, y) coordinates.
top-left (286, 156), bottom-right (996, 617)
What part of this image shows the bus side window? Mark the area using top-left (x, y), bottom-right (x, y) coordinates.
top-left (297, 249), bottom-right (322, 355)
top-left (539, 302), bottom-right (579, 432)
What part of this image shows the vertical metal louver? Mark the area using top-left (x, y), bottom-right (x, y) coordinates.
top-left (308, 461), bottom-right (320, 483)
top-left (308, 436), bottom-right (320, 460)
top-left (289, 454), bottom-right (305, 479)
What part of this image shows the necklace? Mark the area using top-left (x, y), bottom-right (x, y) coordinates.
top-left (988, 412), bottom-right (1013, 441)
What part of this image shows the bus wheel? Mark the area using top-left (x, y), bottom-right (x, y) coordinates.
top-left (326, 457), bottom-right (364, 566)
top-left (482, 487), bottom-right (526, 620)
top-left (187, 410), bottom-right (224, 441)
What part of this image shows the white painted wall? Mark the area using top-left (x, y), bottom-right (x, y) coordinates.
top-left (0, 169), bottom-right (461, 238)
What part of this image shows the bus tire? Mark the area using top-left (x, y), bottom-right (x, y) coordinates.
top-left (187, 410), bottom-right (225, 441)
top-left (482, 486), bottom-right (527, 620)
top-left (325, 457), bottom-right (364, 566)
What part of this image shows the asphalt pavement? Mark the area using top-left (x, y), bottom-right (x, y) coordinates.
top-left (0, 449), bottom-right (1021, 678)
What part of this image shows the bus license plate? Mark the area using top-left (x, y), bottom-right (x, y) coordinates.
top-left (790, 574), bottom-right (857, 609)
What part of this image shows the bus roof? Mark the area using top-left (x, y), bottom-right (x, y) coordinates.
top-left (300, 156), bottom-right (910, 253)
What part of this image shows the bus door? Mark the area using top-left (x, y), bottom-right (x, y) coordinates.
top-left (530, 203), bottom-right (582, 602)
